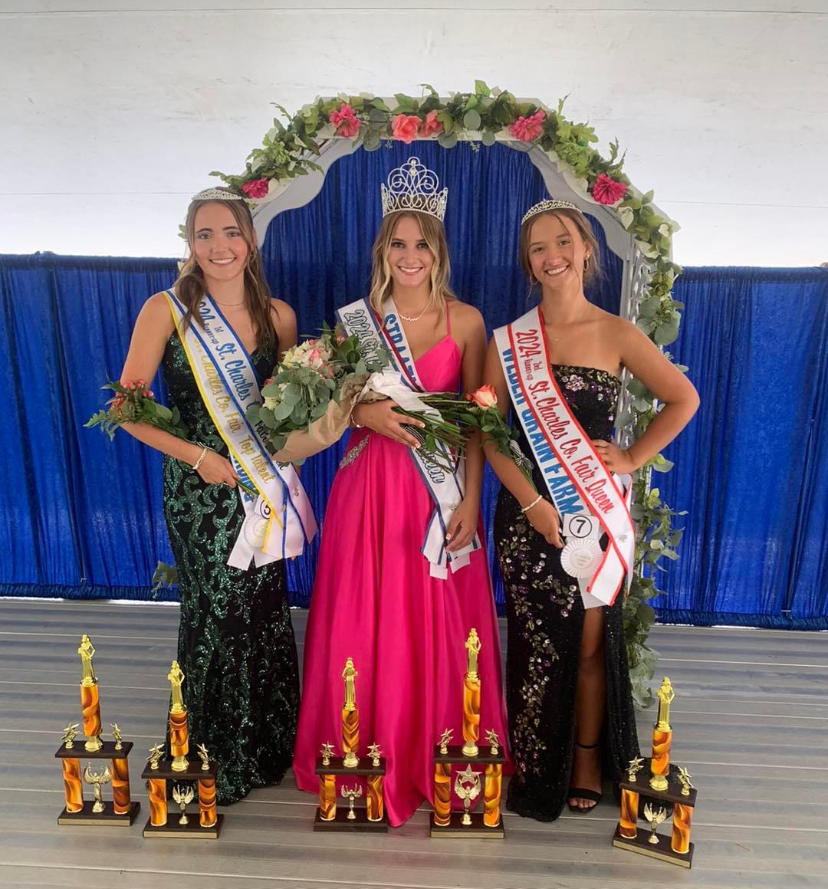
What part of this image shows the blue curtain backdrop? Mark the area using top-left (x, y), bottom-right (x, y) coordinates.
top-left (1, 144), bottom-right (826, 627)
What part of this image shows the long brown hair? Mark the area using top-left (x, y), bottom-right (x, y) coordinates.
top-left (174, 188), bottom-right (275, 347)
top-left (367, 211), bottom-right (456, 315)
top-left (518, 208), bottom-right (602, 288)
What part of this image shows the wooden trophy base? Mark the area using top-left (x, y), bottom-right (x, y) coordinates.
top-left (613, 825), bottom-right (693, 868)
top-left (143, 813), bottom-right (224, 839)
top-left (314, 808), bottom-right (388, 832)
top-left (430, 811), bottom-right (505, 839)
top-left (57, 800), bottom-right (140, 826)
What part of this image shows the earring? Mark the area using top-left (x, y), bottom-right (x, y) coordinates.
top-left (584, 256), bottom-right (590, 272)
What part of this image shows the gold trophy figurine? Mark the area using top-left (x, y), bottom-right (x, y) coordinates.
top-left (83, 764), bottom-right (111, 814)
top-left (626, 756), bottom-right (644, 783)
top-left (485, 729), bottom-right (500, 757)
top-left (644, 803), bottom-right (669, 845)
top-left (111, 724), bottom-right (123, 751)
top-left (320, 742), bottom-right (334, 767)
top-left (78, 635), bottom-right (103, 752)
top-left (147, 743), bottom-right (164, 771)
top-left (196, 743), bottom-right (211, 771)
top-left (172, 784), bottom-right (195, 826)
top-left (167, 661), bottom-right (190, 772)
top-left (462, 629), bottom-right (482, 757)
top-left (61, 724), bottom-right (79, 750)
top-left (439, 728), bottom-right (453, 755)
top-left (341, 784), bottom-right (363, 820)
top-left (649, 677), bottom-right (675, 792)
top-left (368, 743), bottom-right (382, 768)
top-left (454, 765), bottom-right (482, 826)
top-left (677, 766), bottom-right (694, 797)
top-left (341, 658), bottom-right (360, 768)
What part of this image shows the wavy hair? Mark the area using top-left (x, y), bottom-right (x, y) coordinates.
top-left (174, 187), bottom-right (275, 347)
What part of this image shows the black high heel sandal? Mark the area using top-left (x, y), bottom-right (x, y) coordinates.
top-left (567, 740), bottom-right (602, 813)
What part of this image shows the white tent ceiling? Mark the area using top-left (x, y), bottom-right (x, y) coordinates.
top-left (1, 0), bottom-right (826, 266)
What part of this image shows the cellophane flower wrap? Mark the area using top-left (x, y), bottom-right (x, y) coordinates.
top-left (248, 324), bottom-right (389, 464)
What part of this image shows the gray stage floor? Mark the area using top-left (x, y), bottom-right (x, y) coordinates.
top-left (0, 598), bottom-right (826, 889)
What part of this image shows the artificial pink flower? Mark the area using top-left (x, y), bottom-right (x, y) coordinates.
top-left (468, 384), bottom-right (498, 409)
top-left (242, 178), bottom-right (270, 200)
top-left (420, 110), bottom-right (443, 138)
top-left (592, 173), bottom-right (628, 205)
top-left (391, 114), bottom-right (421, 144)
top-left (508, 110), bottom-right (545, 142)
top-left (329, 103), bottom-right (360, 139)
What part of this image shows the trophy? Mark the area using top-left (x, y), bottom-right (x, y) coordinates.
top-left (430, 629), bottom-right (505, 838)
top-left (139, 661), bottom-right (223, 839)
top-left (613, 677), bottom-right (698, 868)
top-left (55, 635), bottom-right (140, 826)
top-left (313, 658), bottom-right (387, 831)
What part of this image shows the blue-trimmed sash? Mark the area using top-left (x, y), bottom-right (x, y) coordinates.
top-left (165, 290), bottom-right (317, 568)
top-left (337, 296), bottom-right (480, 579)
top-left (494, 307), bottom-right (634, 607)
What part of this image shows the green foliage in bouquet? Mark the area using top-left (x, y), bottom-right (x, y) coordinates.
top-left (247, 325), bottom-right (388, 458)
top-left (85, 380), bottom-right (188, 440)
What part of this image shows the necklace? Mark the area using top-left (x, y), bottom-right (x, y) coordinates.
top-left (213, 299), bottom-right (245, 308)
top-left (398, 300), bottom-right (431, 323)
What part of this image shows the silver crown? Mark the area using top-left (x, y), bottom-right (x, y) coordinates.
top-left (381, 157), bottom-right (447, 222)
top-left (191, 188), bottom-right (244, 202)
top-left (521, 198), bottom-right (579, 226)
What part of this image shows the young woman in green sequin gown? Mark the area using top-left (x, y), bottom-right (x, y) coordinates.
top-left (483, 203), bottom-right (699, 820)
top-left (119, 189), bottom-right (301, 804)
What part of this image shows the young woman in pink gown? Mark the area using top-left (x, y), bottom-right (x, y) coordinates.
top-left (292, 160), bottom-right (508, 826)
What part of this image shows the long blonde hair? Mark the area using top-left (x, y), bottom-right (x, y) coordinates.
top-left (174, 188), bottom-right (276, 347)
top-left (367, 211), bottom-right (456, 314)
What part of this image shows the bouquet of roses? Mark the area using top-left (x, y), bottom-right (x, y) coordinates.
top-left (431, 384), bottom-right (537, 486)
top-left (85, 380), bottom-right (188, 440)
top-left (86, 379), bottom-right (259, 498)
top-left (248, 324), bottom-right (389, 464)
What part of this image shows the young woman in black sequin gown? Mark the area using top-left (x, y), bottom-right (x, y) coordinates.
top-left (118, 188), bottom-right (301, 804)
top-left (482, 202), bottom-right (699, 820)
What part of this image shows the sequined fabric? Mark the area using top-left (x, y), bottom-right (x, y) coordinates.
top-left (161, 332), bottom-right (300, 805)
top-left (494, 365), bottom-right (641, 822)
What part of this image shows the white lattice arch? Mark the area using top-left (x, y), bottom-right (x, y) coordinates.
top-left (248, 103), bottom-right (676, 432)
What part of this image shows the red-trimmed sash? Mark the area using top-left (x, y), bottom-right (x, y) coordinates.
top-left (493, 307), bottom-right (635, 607)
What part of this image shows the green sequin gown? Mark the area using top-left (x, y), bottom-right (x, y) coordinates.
top-left (161, 332), bottom-right (300, 805)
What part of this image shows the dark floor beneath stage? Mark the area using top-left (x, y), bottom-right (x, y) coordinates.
top-left (0, 598), bottom-right (826, 888)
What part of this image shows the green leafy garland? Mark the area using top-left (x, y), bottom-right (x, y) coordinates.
top-left (208, 81), bottom-right (686, 709)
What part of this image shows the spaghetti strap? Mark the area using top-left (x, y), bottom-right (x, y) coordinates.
top-left (445, 300), bottom-right (452, 338)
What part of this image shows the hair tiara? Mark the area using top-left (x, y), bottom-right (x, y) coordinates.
top-left (521, 198), bottom-right (580, 226)
top-left (381, 157), bottom-right (447, 222)
top-left (191, 187), bottom-right (244, 203)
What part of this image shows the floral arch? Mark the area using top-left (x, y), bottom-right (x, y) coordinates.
top-left (213, 83), bottom-right (686, 707)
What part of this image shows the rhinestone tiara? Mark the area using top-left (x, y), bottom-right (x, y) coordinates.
top-left (521, 198), bottom-right (580, 226)
top-left (191, 187), bottom-right (244, 202)
top-left (381, 157), bottom-right (447, 222)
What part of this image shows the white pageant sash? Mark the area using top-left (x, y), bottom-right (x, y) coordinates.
top-left (494, 307), bottom-right (635, 607)
top-left (165, 290), bottom-right (317, 568)
top-left (337, 297), bottom-right (480, 579)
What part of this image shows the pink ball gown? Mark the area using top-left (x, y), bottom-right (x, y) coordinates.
top-left (292, 311), bottom-right (509, 826)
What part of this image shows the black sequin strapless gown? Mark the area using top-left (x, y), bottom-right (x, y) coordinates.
top-left (161, 332), bottom-right (300, 805)
top-left (494, 365), bottom-right (641, 822)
